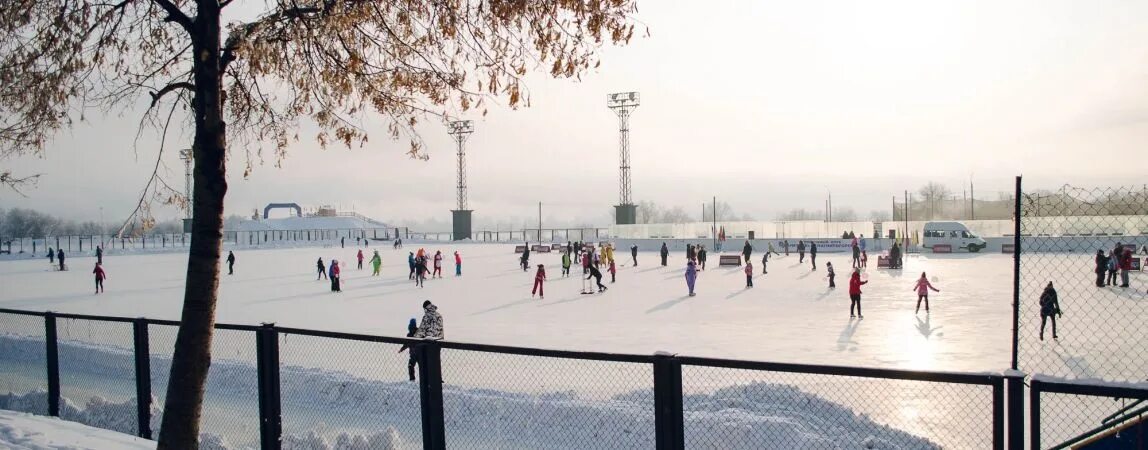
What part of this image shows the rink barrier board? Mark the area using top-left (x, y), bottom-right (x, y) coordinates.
top-left (531, 245), bottom-right (551, 253)
top-left (513, 245), bottom-right (527, 253)
top-left (0, 307), bottom-right (1024, 449)
top-left (1132, 258), bottom-right (1142, 271)
top-left (718, 255), bottom-right (742, 266)
top-left (1001, 244), bottom-right (1015, 254)
top-left (877, 256), bottom-right (891, 268)
top-left (551, 244), bottom-right (563, 251)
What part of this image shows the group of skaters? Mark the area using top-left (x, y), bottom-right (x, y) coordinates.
top-left (407, 248), bottom-right (462, 287)
top-left (1094, 242), bottom-right (1138, 288)
top-left (529, 241), bottom-right (617, 298)
top-left (47, 245), bottom-right (109, 294)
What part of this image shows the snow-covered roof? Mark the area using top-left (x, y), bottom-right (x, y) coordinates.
top-left (227, 215), bottom-right (389, 232)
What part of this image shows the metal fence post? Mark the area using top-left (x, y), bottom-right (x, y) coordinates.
top-left (417, 341), bottom-right (446, 450)
top-left (653, 354), bottom-right (684, 450)
top-left (1011, 176), bottom-right (1022, 370)
top-left (1029, 379), bottom-right (1041, 450)
top-left (133, 319), bottom-right (152, 439)
top-left (44, 312), bottom-right (60, 417)
top-left (1006, 374), bottom-right (1024, 449)
top-left (256, 324), bottom-right (282, 450)
top-left (992, 376), bottom-right (1004, 450)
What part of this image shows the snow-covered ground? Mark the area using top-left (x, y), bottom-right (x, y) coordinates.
top-left (1, 243), bottom-right (1144, 448)
top-left (0, 409), bottom-right (153, 449)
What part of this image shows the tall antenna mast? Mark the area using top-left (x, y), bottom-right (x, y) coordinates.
top-left (607, 91), bottom-right (640, 224)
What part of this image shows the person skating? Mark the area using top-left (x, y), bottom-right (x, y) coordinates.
top-left (454, 251), bottom-right (462, 276)
top-left (317, 257), bottom-right (327, 280)
top-left (48, 247), bottom-right (54, 264)
top-left (92, 262), bottom-right (106, 294)
top-left (57, 249), bottom-right (65, 271)
top-left (859, 235), bottom-right (867, 268)
top-left (532, 264), bottom-right (547, 299)
top-left (767, 242), bottom-right (780, 258)
top-left (96, 245), bottom-right (103, 265)
top-left (851, 244), bottom-right (861, 269)
top-left (329, 260), bottom-right (342, 292)
top-left (631, 244), bottom-right (638, 267)
top-left (685, 260), bottom-right (698, 296)
top-left (398, 318), bottom-right (420, 381)
top-left (357, 250), bottom-right (364, 270)
top-left (1106, 250), bottom-right (1118, 286)
top-left (226, 251), bottom-right (236, 275)
top-left (913, 272), bottom-right (940, 314)
top-left (1039, 282), bottom-right (1061, 340)
top-left (561, 251), bottom-right (572, 277)
top-left (1094, 250), bottom-right (1108, 287)
top-left (889, 243), bottom-right (902, 269)
top-left (1119, 248), bottom-right (1132, 288)
top-left (587, 264), bottom-right (607, 292)
top-left (341, 237), bottom-right (345, 248)
top-left (742, 241), bottom-right (753, 265)
top-left (660, 242), bottom-right (669, 266)
top-left (849, 268), bottom-right (868, 318)
top-left (761, 252), bottom-right (769, 275)
top-left (433, 251), bottom-right (443, 278)
top-left (810, 242), bottom-right (818, 271)
top-left (414, 256), bottom-right (428, 288)
top-left (744, 261), bottom-right (754, 288)
top-left (370, 250), bottom-right (382, 276)
top-left (582, 251), bottom-right (591, 275)
top-left (698, 246), bottom-right (708, 271)
top-left (797, 240), bottom-right (805, 263)
top-left (521, 245), bottom-right (531, 272)
top-left (826, 262), bottom-right (836, 288)
top-left (686, 244), bottom-right (695, 263)
top-left (408, 252), bottom-right (416, 280)
top-left (609, 259), bottom-right (617, 283)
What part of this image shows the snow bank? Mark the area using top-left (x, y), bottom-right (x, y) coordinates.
top-left (0, 334), bottom-right (939, 449)
top-left (0, 409), bottom-right (153, 450)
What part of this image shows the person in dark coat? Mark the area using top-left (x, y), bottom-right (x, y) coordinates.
top-left (398, 318), bottom-right (421, 381)
top-left (1039, 282), bottom-right (1061, 340)
top-left (226, 251), bottom-right (235, 275)
top-left (686, 244), bottom-right (695, 263)
top-left (631, 244), bottom-right (638, 266)
top-left (698, 246), bottom-right (708, 271)
top-left (660, 243), bottom-right (669, 266)
top-left (797, 241), bottom-right (806, 263)
top-left (810, 242), bottom-right (818, 271)
top-left (57, 249), bottom-right (65, 271)
top-left (852, 244), bottom-right (861, 269)
top-left (48, 247), bottom-right (54, 264)
top-left (587, 264), bottom-right (607, 292)
top-left (96, 245), bottom-right (103, 265)
top-left (742, 241), bottom-right (753, 264)
top-left (1094, 250), bottom-right (1108, 287)
top-left (317, 257), bottom-right (327, 280)
top-left (520, 244), bottom-right (531, 272)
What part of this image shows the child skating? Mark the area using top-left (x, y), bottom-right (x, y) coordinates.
top-left (849, 268), bottom-right (868, 318)
top-left (317, 258), bottom-right (327, 280)
top-left (561, 251), bottom-right (572, 277)
top-left (370, 250), bottom-right (382, 276)
top-left (913, 272), bottom-right (940, 314)
top-left (826, 262), bottom-right (835, 288)
top-left (433, 251), bottom-right (443, 278)
top-left (454, 251), bottom-right (462, 276)
top-left (609, 259), bottom-right (617, 283)
top-left (744, 261), bottom-right (754, 288)
top-left (357, 249), bottom-right (364, 270)
top-left (92, 262), bottom-right (106, 294)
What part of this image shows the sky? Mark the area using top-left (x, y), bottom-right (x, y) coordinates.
top-left (4, 0), bottom-right (1148, 229)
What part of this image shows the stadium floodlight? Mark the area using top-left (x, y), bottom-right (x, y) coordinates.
top-left (606, 92), bottom-right (639, 208)
top-left (447, 120), bottom-right (474, 211)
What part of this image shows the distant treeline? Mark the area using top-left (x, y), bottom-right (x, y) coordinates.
top-left (0, 208), bottom-right (185, 238)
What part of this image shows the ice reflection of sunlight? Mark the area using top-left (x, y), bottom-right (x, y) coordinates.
top-left (886, 317), bottom-right (937, 370)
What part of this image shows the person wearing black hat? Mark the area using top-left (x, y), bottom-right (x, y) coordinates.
top-left (415, 301), bottom-right (444, 340)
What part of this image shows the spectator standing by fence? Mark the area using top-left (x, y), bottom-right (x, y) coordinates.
top-left (1119, 248), bottom-right (1132, 288)
top-left (1095, 250), bottom-right (1108, 287)
top-left (399, 318), bottom-right (420, 381)
top-left (47, 247), bottom-right (54, 264)
top-left (92, 262), bottom-right (106, 294)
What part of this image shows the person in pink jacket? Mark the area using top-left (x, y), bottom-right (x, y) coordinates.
top-left (913, 272), bottom-right (940, 314)
top-left (744, 261), bottom-right (754, 288)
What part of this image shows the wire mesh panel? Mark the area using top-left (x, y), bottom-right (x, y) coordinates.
top-left (277, 332), bottom-right (421, 448)
top-left (150, 324), bottom-right (261, 448)
top-left (439, 348), bottom-right (655, 449)
top-left (54, 318), bottom-right (140, 435)
top-left (681, 365), bottom-right (995, 449)
top-left (1035, 390), bottom-right (1147, 449)
top-left (0, 312), bottom-right (48, 415)
top-left (1019, 184), bottom-right (1148, 382)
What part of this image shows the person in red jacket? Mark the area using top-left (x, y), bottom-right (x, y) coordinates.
top-left (608, 259), bottom-right (617, 283)
top-left (913, 272), bottom-right (940, 314)
top-left (356, 250), bottom-right (364, 270)
top-left (849, 268), bottom-right (868, 318)
top-left (1119, 248), bottom-right (1132, 288)
top-left (92, 262), bottom-right (106, 294)
top-left (532, 264), bottom-right (547, 299)
top-left (454, 251), bottom-right (462, 276)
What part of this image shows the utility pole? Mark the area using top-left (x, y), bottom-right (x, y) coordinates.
top-left (538, 202), bottom-right (542, 243)
top-left (970, 179), bottom-right (975, 220)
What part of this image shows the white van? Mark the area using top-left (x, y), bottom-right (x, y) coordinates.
top-left (922, 221), bottom-right (987, 252)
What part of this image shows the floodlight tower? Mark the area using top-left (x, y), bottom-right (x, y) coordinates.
top-left (178, 149), bottom-right (194, 233)
top-left (607, 92), bottom-right (639, 224)
top-left (448, 120), bottom-right (475, 241)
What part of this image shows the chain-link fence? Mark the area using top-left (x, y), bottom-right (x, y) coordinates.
top-left (54, 317), bottom-right (140, 435)
top-left (1030, 378), bottom-right (1148, 449)
top-left (1019, 183), bottom-right (1148, 382)
top-left (277, 330), bottom-right (422, 448)
top-left (680, 361), bottom-right (1000, 449)
top-left (0, 311), bottom-right (48, 415)
top-left (439, 348), bottom-right (655, 449)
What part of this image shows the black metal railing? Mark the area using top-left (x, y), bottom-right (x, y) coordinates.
top-left (1030, 378), bottom-right (1148, 450)
top-left (0, 307), bottom-right (1027, 449)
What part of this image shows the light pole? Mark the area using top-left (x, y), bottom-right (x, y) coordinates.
top-left (179, 149), bottom-right (193, 234)
top-left (99, 207), bottom-right (105, 248)
top-left (607, 92), bottom-right (640, 225)
top-left (448, 120), bottom-right (474, 241)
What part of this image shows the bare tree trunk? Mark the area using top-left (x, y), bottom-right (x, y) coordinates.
top-left (158, 2), bottom-right (227, 448)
